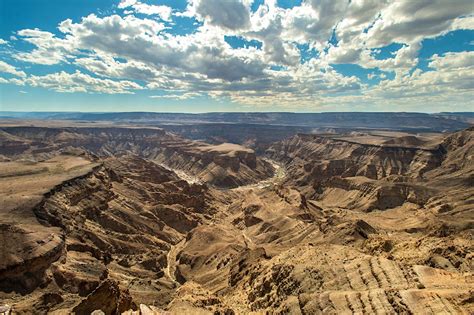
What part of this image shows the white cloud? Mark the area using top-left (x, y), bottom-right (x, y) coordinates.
top-left (186, 0), bottom-right (251, 30)
top-left (0, 60), bottom-right (26, 78)
top-left (0, 39), bottom-right (7, 45)
top-left (118, 0), bottom-right (137, 9)
top-left (15, 29), bottom-right (74, 65)
top-left (3, 0), bottom-right (473, 110)
top-left (118, 0), bottom-right (172, 21)
top-left (294, 0), bottom-right (348, 44)
top-left (322, 0), bottom-right (474, 75)
top-left (16, 70), bottom-right (143, 94)
top-left (363, 0), bottom-right (474, 47)
top-left (369, 51), bottom-right (474, 100)
top-left (58, 15), bottom-right (267, 82)
top-left (335, 0), bottom-right (387, 41)
top-left (150, 92), bottom-right (202, 100)
top-left (451, 16), bottom-right (474, 31)
top-left (362, 42), bottom-right (421, 77)
top-left (74, 55), bottom-right (160, 81)
top-left (134, 3), bottom-right (172, 21)
top-left (429, 51), bottom-right (474, 70)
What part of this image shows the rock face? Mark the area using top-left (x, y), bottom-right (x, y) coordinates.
top-left (0, 126), bottom-right (274, 188)
top-left (0, 156), bottom-right (98, 296)
top-left (267, 133), bottom-right (443, 180)
top-left (72, 279), bottom-right (136, 315)
top-left (266, 131), bottom-right (472, 213)
top-left (0, 124), bottom-right (472, 314)
top-left (0, 130), bottom-right (34, 155)
top-left (149, 141), bottom-right (271, 188)
top-left (242, 244), bottom-right (473, 313)
top-left (0, 223), bottom-right (65, 294)
top-left (0, 153), bottom-right (219, 312)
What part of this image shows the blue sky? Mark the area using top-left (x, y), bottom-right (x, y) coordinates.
top-left (0, 0), bottom-right (473, 112)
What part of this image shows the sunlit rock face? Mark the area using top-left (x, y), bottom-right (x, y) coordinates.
top-left (0, 125), bottom-right (472, 314)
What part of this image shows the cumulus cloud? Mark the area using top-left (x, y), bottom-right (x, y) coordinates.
top-left (117, 0), bottom-right (136, 9)
top-left (16, 70), bottom-right (142, 94)
top-left (364, 0), bottom-right (474, 47)
top-left (321, 0), bottom-right (473, 76)
top-left (75, 55), bottom-right (160, 81)
top-left (451, 16), bottom-right (474, 31)
top-left (186, 0), bottom-right (251, 30)
top-left (15, 29), bottom-right (74, 65)
top-left (150, 92), bottom-right (202, 100)
top-left (0, 0), bottom-right (472, 110)
top-left (429, 51), bottom-right (474, 70)
top-left (0, 60), bottom-right (26, 78)
top-left (299, 0), bottom-right (349, 43)
top-left (56, 14), bottom-right (268, 82)
top-left (118, 0), bottom-right (172, 21)
top-left (362, 42), bottom-right (421, 77)
top-left (369, 51), bottom-right (474, 100)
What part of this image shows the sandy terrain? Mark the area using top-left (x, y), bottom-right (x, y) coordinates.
top-left (0, 124), bottom-right (472, 314)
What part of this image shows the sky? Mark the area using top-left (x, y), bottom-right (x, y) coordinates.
top-left (0, 0), bottom-right (473, 113)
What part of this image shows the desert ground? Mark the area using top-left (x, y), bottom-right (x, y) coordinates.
top-left (0, 116), bottom-right (472, 314)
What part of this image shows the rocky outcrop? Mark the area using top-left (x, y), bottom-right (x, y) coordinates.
top-left (241, 244), bottom-right (473, 314)
top-left (149, 141), bottom-right (272, 188)
top-left (315, 177), bottom-right (435, 211)
top-left (0, 224), bottom-right (65, 294)
top-left (0, 130), bottom-right (35, 155)
top-left (1, 125), bottom-right (472, 314)
top-left (72, 279), bottom-right (136, 315)
top-left (175, 225), bottom-right (247, 291)
top-left (0, 153), bottom-right (219, 311)
top-left (268, 134), bottom-right (443, 180)
top-left (0, 127), bottom-right (274, 188)
top-left (266, 133), bottom-right (457, 210)
top-left (0, 157), bottom-right (99, 295)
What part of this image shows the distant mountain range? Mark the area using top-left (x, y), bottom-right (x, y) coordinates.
top-left (0, 111), bottom-right (472, 132)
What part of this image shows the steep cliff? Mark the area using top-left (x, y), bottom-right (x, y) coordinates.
top-left (0, 153), bottom-right (221, 312)
top-left (266, 130), bottom-right (472, 213)
top-left (0, 127), bottom-right (274, 188)
top-left (1, 126), bottom-right (472, 314)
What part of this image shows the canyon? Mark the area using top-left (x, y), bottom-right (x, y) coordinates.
top-left (0, 119), bottom-right (472, 314)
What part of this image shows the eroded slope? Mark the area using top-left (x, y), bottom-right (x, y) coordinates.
top-left (0, 126), bottom-right (273, 188)
top-left (0, 152), bottom-right (223, 313)
top-left (0, 126), bottom-right (472, 314)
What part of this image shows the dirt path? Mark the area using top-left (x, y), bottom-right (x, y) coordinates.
top-left (242, 230), bottom-right (255, 249)
top-left (165, 239), bottom-right (186, 285)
